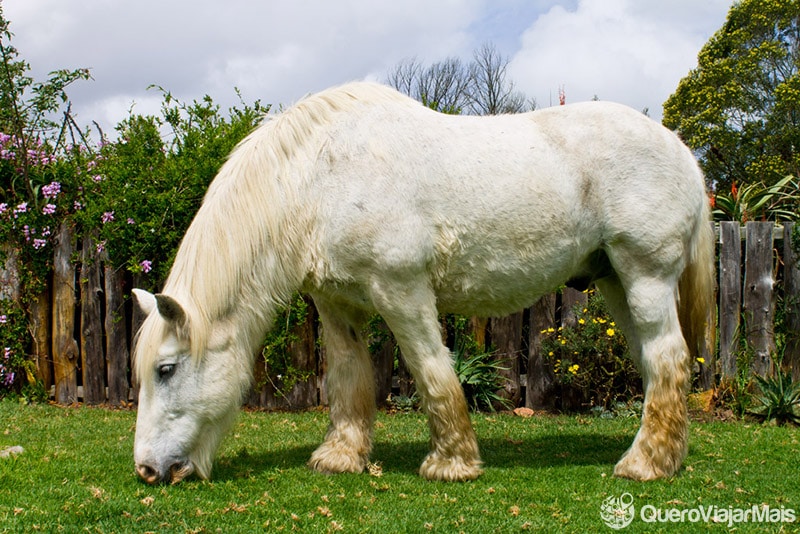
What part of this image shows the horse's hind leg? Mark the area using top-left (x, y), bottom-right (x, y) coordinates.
top-left (610, 277), bottom-right (690, 480)
top-left (371, 279), bottom-right (483, 481)
top-left (308, 297), bottom-right (375, 474)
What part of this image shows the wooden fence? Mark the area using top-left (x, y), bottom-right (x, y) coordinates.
top-left (5, 221), bottom-right (800, 408)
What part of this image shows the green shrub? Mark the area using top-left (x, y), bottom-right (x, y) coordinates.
top-left (446, 315), bottom-right (512, 412)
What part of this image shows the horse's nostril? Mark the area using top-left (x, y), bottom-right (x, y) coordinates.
top-left (136, 464), bottom-right (161, 485)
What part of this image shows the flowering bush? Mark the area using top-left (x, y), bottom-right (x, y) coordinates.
top-left (540, 290), bottom-right (642, 410)
top-left (0, 299), bottom-right (44, 400)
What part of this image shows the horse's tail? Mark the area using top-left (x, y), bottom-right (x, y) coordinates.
top-left (678, 198), bottom-right (716, 362)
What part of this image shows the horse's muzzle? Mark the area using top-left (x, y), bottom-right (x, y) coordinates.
top-left (136, 460), bottom-right (194, 485)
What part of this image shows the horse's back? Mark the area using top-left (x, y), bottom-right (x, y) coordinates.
top-left (305, 88), bottom-right (705, 315)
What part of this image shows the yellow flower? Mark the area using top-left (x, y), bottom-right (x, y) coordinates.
top-left (578, 318), bottom-right (585, 325)
top-left (597, 318), bottom-right (607, 324)
top-left (568, 364), bottom-right (580, 375)
top-left (696, 357), bottom-right (705, 364)
top-left (606, 328), bottom-right (615, 337)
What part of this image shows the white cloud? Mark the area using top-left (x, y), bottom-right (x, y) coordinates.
top-left (509, 0), bottom-right (732, 117)
top-left (3, 0), bottom-right (733, 133)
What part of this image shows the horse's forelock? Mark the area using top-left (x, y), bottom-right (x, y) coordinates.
top-left (133, 301), bottom-right (210, 382)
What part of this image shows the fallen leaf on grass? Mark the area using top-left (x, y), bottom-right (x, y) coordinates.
top-left (513, 407), bottom-right (535, 418)
top-left (367, 461), bottom-right (383, 477)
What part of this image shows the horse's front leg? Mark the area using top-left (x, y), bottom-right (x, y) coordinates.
top-left (372, 279), bottom-right (483, 481)
top-left (308, 297), bottom-right (375, 475)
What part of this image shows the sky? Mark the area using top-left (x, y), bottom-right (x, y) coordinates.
top-left (3, 0), bottom-right (735, 136)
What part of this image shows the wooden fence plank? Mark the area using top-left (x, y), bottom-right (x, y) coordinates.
top-left (743, 222), bottom-right (776, 377)
top-left (490, 312), bottom-right (523, 406)
top-left (718, 221), bottom-right (741, 380)
top-left (283, 296), bottom-right (318, 409)
top-left (370, 318), bottom-right (395, 406)
top-left (52, 222), bottom-right (78, 404)
top-left (80, 233), bottom-right (105, 404)
top-left (783, 222), bottom-right (800, 381)
top-left (0, 246), bottom-right (21, 301)
top-left (104, 265), bottom-right (130, 405)
top-left (29, 289), bottom-right (51, 390)
top-left (526, 293), bottom-right (556, 409)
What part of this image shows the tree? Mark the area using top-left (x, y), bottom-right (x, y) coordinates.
top-left (387, 56), bottom-right (472, 114)
top-left (663, 0), bottom-right (800, 192)
top-left (468, 43), bottom-right (532, 115)
top-left (386, 42), bottom-right (532, 116)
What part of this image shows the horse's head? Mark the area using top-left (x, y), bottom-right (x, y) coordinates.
top-left (131, 289), bottom-right (250, 484)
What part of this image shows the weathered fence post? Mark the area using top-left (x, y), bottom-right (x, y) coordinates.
top-left (490, 312), bottom-right (523, 406)
top-left (29, 289), bottom-right (52, 389)
top-left (526, 294), bottom-right (556, 409)
top-left (560, 287), bottom-right (587, 328)
top-left (52, 221), bottom-right (78, 404)
top-left (104, 264), bottom-right (130, 405)
top-left (0, 245), bottom-right (21, 302)
top-left (370, 318), bottom-right (395, 406)
top-left (718, 222), bottom-right (741, 380)
top-left (80, 232), bottom-right (105, 404)
top-left (743, 222), bottom-right (776, 377)
top-left (783, 222), bottom-right (800, 380)
top-left (283, 296), bottom-right (318, 409)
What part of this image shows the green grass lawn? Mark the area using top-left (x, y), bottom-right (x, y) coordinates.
top-left (1, 401), bottom-right (798, 533)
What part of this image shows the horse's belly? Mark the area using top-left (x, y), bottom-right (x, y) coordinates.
top-left (431, 246), bottom-right (581, 317)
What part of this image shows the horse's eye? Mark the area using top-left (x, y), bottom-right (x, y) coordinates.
top-left (158, 364), bottom-right (176, 379)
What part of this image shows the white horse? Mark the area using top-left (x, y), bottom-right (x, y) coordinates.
top-left (131, 81), bottom-right (714, 485)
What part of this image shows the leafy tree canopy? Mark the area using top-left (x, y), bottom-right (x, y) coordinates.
top-left (663, 0), bottom-right (799, 192)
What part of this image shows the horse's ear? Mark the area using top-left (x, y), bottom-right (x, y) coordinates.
top-left (154, 293), bottom-right (188, 328)
top-left (132, 288), bottom-right (157, 315)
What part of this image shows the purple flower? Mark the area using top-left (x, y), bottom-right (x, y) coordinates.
top-left (42, 203), bottom-right (56, 215)
top-left (93, 175), bottom-right (104, 183)
top-left (127, 218), bottom-right (135, 225)
top-left (96, 241), bottom-right (106, 254)
top-left (3, 371), bottom-right (14, 386)
top-left (140, 260), bottom-right (153, 274)
top-left (74, 201), bottom-right (83, 211)
top-left (13, 202), bottom-right (27, 217)
top-left (0, 203), bottom-right (7, 214)
top-left (42, 181), bottom-right (61, 199)
top-left (101, 211), bottom-right (114, 224)
top-left (4, 347), bottom-right (11, 359)
top-left (0, 315), bottom-right (7, 324)
top-left (32, 239), bottom-right (47, 250)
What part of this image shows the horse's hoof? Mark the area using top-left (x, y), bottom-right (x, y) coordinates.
top-left (419, 452), bottom-right (483, 482)
top-left (308, 442), bottom-right (368, 475)
top-left (613, 451), bottom-right (667, 481)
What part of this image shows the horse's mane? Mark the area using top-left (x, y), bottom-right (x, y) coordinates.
top-left (134, 82), bottom-right (411, 374)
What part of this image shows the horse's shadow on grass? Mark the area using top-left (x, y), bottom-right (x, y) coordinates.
top-left (212, 431), bottom-right (634, 482)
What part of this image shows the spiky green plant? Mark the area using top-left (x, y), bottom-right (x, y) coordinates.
top-left (748, 371), bottom-right (800, 425)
